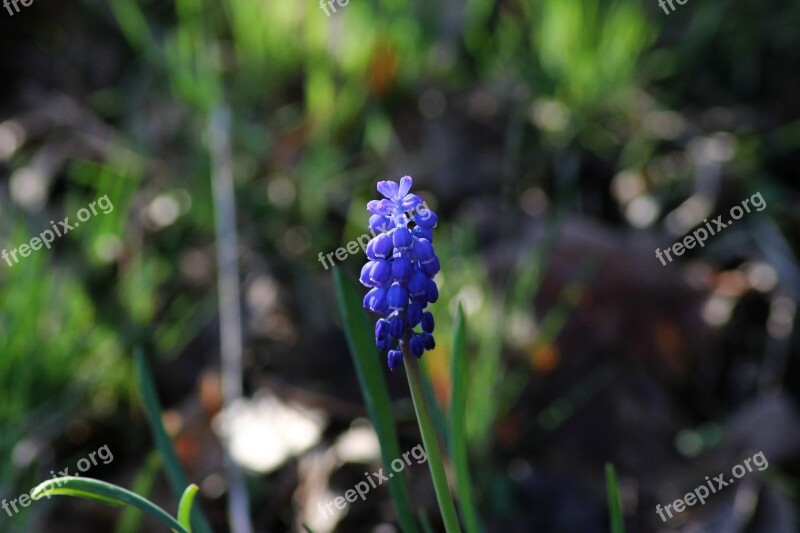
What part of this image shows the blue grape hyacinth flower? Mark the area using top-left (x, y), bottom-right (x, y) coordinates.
top-left (360, 176), bottom-right (439, 369)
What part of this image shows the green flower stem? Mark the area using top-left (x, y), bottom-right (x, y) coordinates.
top-left (402, 342), bottom-right (462, 533)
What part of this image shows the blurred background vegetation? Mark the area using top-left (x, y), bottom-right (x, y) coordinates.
top-left (1, 0), bottom-right (799, 531)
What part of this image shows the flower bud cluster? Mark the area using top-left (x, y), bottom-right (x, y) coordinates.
top-left (361, 176), bottom-right (439, 369)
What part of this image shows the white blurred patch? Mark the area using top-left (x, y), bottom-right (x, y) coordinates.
top-left (267, 176), bottom-right (296, 207)
top-left (297, 422), bottom-right (381, 532)
top-left (247, 276), bottom-right (279, 314)
top-left (148, 193), bottom-right (181, 228)
top-left (94, 234), bottom-right (123, 263)
top-left (745, 262), bottom-right (778, 293)
top-left (450, 285), bottom-right (483, 316)
top-left (702, 294), bottom-right (735, 327)
top-left (506, 310), bottom-right (537, 349)
top-left (200, 472), bottom-right (227, 499)
top-left (0, 120), bottom-right (26, 161)
top-left (625, 195), bottom-right (660, 228)
top-left (665, 194), bottom-right (712, 235)
top-left (298, 451), bottom-right (341, 533)
top-left (214, 394), bottom-right (326, 474)
top-left (332, 420), bottom-right (380, 464)
top-left (180, 248), bottom-right (214, 284)
top-left (611, 170), bottom-right (645, 206)
top-left (768, 296), bottom-right (796, 340)
top-left (520, 187), bottom-right (548, 216)
top-left (688, 133), bottom-right (736, 165)
top-left (10, 167), bottom-right (48, 211)
top-left (644, 111), bottom-right (685, 140)
top-left (530, 99), bottom-right (569, 133)
top-left (12, 439), bottom-right (47, 468)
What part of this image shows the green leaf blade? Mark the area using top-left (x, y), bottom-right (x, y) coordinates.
top-left (134, 349), bottom-right (214, 533)
top-left (31, 477), bottom-right (187, 533)
top-left (605, 463), bottom-right (625, 533)
top-left (450, 305), bottom-right (482, 533)
top-left (332, 267), bottom-right (419, 533)
top-left (178, 484), bottom-right (200, 531)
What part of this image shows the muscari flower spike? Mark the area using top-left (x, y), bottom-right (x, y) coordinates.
top-left (361, 176), bottom-right (439, 369)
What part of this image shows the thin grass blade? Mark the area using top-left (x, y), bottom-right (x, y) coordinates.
top-left (178, 484), bottom-right (200, 531)
top-left (450, 305), bottom-right (482, 533)
top-left (134, 348), bottom-right (213, 533)
top-left (605, 463), bottom-right (625, 533)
